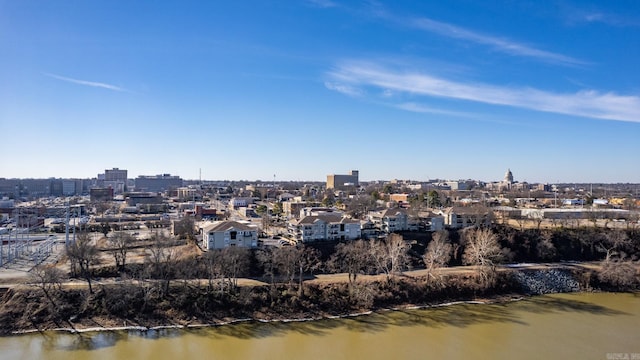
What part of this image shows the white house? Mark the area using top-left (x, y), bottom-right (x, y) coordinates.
top-left (201, 221), bottom-right (258, 249)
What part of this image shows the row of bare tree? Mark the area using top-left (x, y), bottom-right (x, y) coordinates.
top-left (55, 227), bottom-right (505, 296)
top-left (48, 225), bottom-right (640, 300)
top-left (25, 225), bottom-right (638, 330)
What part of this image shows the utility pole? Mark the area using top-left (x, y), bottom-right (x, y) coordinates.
top-left (0, 222), bottom-right (3, 266)
top-left (65, 202), bottom-right (70, 248)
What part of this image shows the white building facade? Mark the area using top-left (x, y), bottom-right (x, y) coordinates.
top-left (289, 215), bottom-right (361, 242)
top-left (201, 221), bottom-right (258, 249)
top-left (369, 208), bottom-right (419, 233)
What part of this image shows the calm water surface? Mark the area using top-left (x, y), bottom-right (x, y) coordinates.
top-left (2, 292), bottom-right (639, 360)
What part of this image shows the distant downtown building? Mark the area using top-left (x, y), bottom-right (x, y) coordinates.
top-left (104, 168), bottom-right (128, 182)
top-left (102, 168), bottom-right (128, 194)
top-left (0, 178), bottom-right (86, 198)
top-left (135, 174), bottom-right (183, 193)
top-left (326, 170), bottom-right (359, 190)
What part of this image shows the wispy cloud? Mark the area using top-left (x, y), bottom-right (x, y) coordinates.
top-left (580, 12), bottom-right (640, 27)
top-left (44, 73), bottom-right (130, 92)
top-left (349, 2), bottom-right (587, 67)
top-left (327, 61), bottom-right (640, 123)
top-left (306, 0), bottom-right (338, 9)
top-left (407, 17), bottom-right (586, 66)
top-left (310, 2), bottom-right (582, 65)
top-left (395, 102), bottom-right (473, 118)
top-left (560, 3), bottom-right (640, 28)
top-left (324, 81), bottom-right (363, 97)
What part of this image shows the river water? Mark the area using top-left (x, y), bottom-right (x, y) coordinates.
top-left (2, 292), bottom-right (639, 360)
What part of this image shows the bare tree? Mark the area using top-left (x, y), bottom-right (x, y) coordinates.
top-left (598, 257), bottom-right (637, 288)
top-left (533, 216), bottom-right (544, 231)
top-left (175, 252), bottom-right (200, 290)
top-left (469, 205), bottom-right (492, 228)
top-left (386, 234), bottom-right (411, 275)
top-left (66, 232), bottom-right (100, 294)
top-left (261, 213), bottom-right (271, 234)
top-left (345, 195), bottom-right (375, 219)
top-left (514, 215), bottom-right (527, 232)
top-left (220, 246), bottom-right (250, 291)
top-left (28, 264), bottom-right (76, 331)
top-left (204, 249), bottom-right (225, 293)
top-left (108, 231), bottom-right (133, 271)
top-left (145, 233), bottom-right (176, 297)
top-left (100, 222), bottom-right (111, 237)
top-left (369, 240), bottom-right (388, 278)
top-left (256, 246), bottom-right (278, 299)
top-left (597, 229), bottom-right (631, 261)
top-left (587, 209), bottom-right (600, 228)
top-left (274, 245), bottom-right (299, 287)
top-left (329, 240), bottom-right (372, 286)
top-left (29, 265), bottom-right (65, 308)
top-left (173, 216), bottom-right (196, 243)
top-left (204, 247), bottom-right (251, 293)
top-left (370, 234), bottom-right (410, 280)
top-left (295, 247), bottom-right (321, 295)
top-left (93, 201), bottom-right (111, 216)
top-left (536, 230), bottom-right (557, 261)
top-left (423, 230), bottom-right (452, 282)
top-left (462, 228), bottom-right (503, 286)
top-left (627, 212), bottom-right (640, 232)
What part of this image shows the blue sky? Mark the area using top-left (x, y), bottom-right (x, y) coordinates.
top-left (1, 1), bottom-right (639, 183)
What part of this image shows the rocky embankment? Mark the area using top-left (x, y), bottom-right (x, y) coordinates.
top-left (512, 269), bottom-right (581, 295)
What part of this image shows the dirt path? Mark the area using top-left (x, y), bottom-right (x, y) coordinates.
top-left (1, 261), bottom-right (612, 290)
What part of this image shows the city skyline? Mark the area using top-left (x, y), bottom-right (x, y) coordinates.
top-left (2, 166), bottom-right (640, 186)
top-left (1, 1), bottom-right (639, 183)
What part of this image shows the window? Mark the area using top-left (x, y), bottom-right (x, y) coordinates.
top-left (230, 231), bottom-right (237, 240)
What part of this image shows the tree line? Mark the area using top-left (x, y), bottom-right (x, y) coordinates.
top-left (53, 224), bottom-right (640, 298)
top-left (9, 224), bottom-right (638, 334)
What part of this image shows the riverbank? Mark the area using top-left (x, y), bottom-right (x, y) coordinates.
top-left (3, 265), bottom-right (637, 336)
top-left (4, 292), bottom-right (639, 360)
top-left (10, 296), bottom-right (527, 336)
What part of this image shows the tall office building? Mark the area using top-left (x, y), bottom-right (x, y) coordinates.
top-left (104, 168), bottom-right (128, 182)
top-left (135, 174), bottom-right (183, 193)
top-left (326, 170), bottom-right (359, 190)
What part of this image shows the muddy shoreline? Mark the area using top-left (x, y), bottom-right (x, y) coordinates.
top-left (10, 295), bottom-right (526, 336)
top-left (2, 266), bottom-right (637, 337)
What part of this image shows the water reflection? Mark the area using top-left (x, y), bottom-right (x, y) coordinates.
top-left (515, 295), bottom-right (629, 316)
top-left (41, 331), bottom-right (122, 352)
top-left (30, 293), bottom-right (631, 352)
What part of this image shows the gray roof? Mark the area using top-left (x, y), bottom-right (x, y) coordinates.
top-left (202, 221), bottom-right (255, 233)
top-left (380, 208), bottom-right (408, 217)
top-left (294, 215), bottom-right (358, 225)
top-left (447, 206), bottom-right (490, 215)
